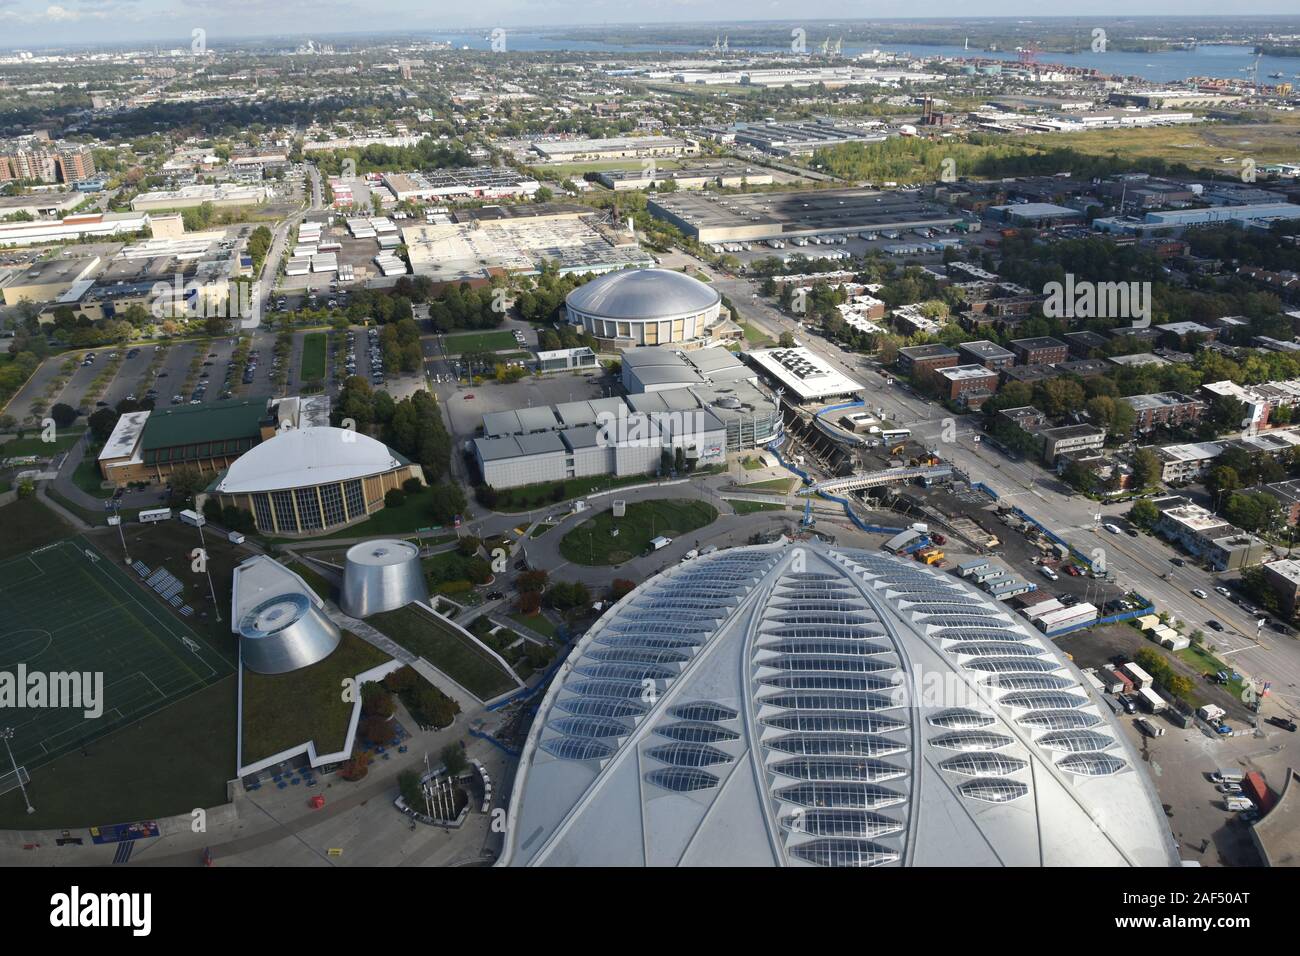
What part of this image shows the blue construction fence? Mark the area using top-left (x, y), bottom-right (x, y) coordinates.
top-left (764, 437), bottom-right (904, 535)
top-left (467, 726), bottom-right (521, 757)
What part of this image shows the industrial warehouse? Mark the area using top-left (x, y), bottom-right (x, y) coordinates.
top-left (648, 187), bottom-right (963, 244)
top-left (500, 542), bottom-right (1178, 867)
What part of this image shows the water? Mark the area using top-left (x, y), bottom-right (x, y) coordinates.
top-left (429, 32), bottom-right (1300, 85)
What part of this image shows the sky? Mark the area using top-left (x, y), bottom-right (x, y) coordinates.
top-left (1, 1), bottom-right (1298, 48)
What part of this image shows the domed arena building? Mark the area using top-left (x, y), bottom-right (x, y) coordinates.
top-left (500, 541), bottom-right (1179, 868)
top-left (565, 267), bottom-right (734, 349)
top-left (206, 426), bottom-right (424, 537)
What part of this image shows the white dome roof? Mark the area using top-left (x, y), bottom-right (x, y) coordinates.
top-left (566, 268), bottom-right (720, 320)
top-left (216, 427), bottom-right (405, 494)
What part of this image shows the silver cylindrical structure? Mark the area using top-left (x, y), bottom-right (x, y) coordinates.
top-left (238, 592), bottom-right (342, 674)
top-left (340, 539), bottom-right (429, 618)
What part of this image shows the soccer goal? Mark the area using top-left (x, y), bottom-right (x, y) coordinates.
top-left (0, 765), bottom-right (31, 798)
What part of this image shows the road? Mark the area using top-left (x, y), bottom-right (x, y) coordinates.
top-left (246, 164), bottom-right (322, 330)
top-left (712, 267), bottom-right (1300, 716)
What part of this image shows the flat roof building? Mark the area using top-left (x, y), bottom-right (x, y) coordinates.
top-left (746, 346), bottom-right (864, 402)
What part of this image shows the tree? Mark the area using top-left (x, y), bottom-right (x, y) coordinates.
top-left (1129, 498), bottom-right (1159, 530)
top-left (168, 465), bottom-right (206, 505)
top-left (49, 403), bottom-right (78, 428)
top-left (1131, 448), bottom-right (1162, 489)
top-left (359, 715), bottom-right (394, 745)
top-left (441, 742), bottom-right (468, 777)
top-left (533, 186), bottom-right (553, 204)
top-left (338, 751), bottom-right (370, 781)
top-left (88, 407), bottom-right (119, 443)
top-left (398, 769), bottom-right (425, 809)
top-left (428, 482), bottom-right (466, 525)
top-left (384, 488), bottom-right (406, 509)
top-left (361, 681), bottom-right (394, 719)
top-left (518, 569), bottom-right (549, 593)
top-left (1166, 674), bottom-right (1195, 701)
top-left (610, 578), bottom-right (635, 601)
top-left (1206, 465), bottom-right (1240, 501)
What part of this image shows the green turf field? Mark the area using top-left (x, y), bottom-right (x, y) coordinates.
top-left (300, 331), bottom-right (327, 382)
top-left (441, 330), bottom-right (517, 355)
top-left (0, 537), bottom-right (234, 771)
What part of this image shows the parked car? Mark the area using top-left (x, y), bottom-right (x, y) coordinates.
top-left (1118, 695), bottom-right (1137, 715)
top-left (1207, 620), bottom-right (1224, 632)
top-left (1267, 716), bottom-right (1297, 732)
top-left (1217, 782), bottom-right (1244, 795)
top-left (1191, 588), bottom-right (1208, 599)
top-left (1215, 586), bottom-right (1231, 597)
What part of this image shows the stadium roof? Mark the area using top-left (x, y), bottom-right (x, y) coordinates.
top-left (501, 541), bottom-right (1178, 868)
top-left (566, 267), bottom-right (720, 320)
top-left (214, 426), bottom-right (407, 494)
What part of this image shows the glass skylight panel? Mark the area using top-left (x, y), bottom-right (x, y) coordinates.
top-left (653, 722), bottom-right (741, 743)
top-left (587, 647), bottom-right (691, 665)
top-left (939, 753), bottom-right (1029, 776)
top-left (780, 810), bottom-right (904, 839)
top-left (596, 635), bottom-right (703, 650)
top-left (946, 642), bottom-right (1048, 658)
top-left (772, 757), bottom-right (906, 783)
top-left (923, 615), bottom-right (1015, 629)
top-left (930, 731), bottom-right (1015, 751)
top-left (763, 714), bottom-right (906, 735)
top-left (645, 742), bottom-right (734, 768)
top-left (965, 657), bottom-right (1062, 674)
top-left (548, 715), bottom-right (631, 739)
top-left (789, 839), bottom-right (901, 867)
top-left (1057, 752), bottom-right (1127, 776)
top-left (569, 679), bottom-right (648, 699)
top-left (777, 782), bottom-right (904, 810)
top-left (766, 734), bottom-right (907, 758)
top-left (540, 736), bottom-right (615, 761)
top-left (669, 702), bottom-right (738, 722)
top-left (1018, 710), bottom-right (1102, 730)
top-left (1036, 730), bottom-right (1116, 753)
top-left (645, 767), bottom-right (720, 792)
top-left (931, 627), bottom-right (1028, 643)
top-left (928, 708), bottom-right (997, 730)
top-left (958, 778), bottom-right (1029, 803)
top-left (760, 674), bottom-right (897, 692)
top-left (998, 690), bottom-right (1089, 710)
top-left (554, 696), bottom-right (647, 719)
top-left (763, 655), bottom-right (896, 673)
top-left (989, 674), bottom-right (1076, 691)
top-left (761, 692), bottom-right (896, 713)
top-left (573, 662), bottom-right (678, 682)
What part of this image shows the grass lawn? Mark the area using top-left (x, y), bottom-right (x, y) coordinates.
top-left (0, 495), bottom-right (76, 560)
top-left (241, 631), bottom-right (391, 766)
top-left (740, 476), bottom-right (797, 494)
top-left (740, 322), bottom-right (775, 348)
top-left (71, 452), bottom-right (113, 498)
top-left (560, 498), bottom-right (718, 566)
top-left (740, 455), bottom-right (766, 471)
top-left (490, 471), bottom-right (664, 513)
top-left (442, 330), bottom-right (518, 355)
top-left (367, 604), bottom-right (517, 700)
top-left (1, 426), bottom-right (86, 457)
top-left (511, 611), bottom-right (557, 639)
top-left (0, 676), bottom-right (237, 829)
top-left (728, 499), bottom-right (788, 515)
top-left (530, 523), bottom-right (556, 538)
top-left (300, 331), bottom-right (327, 382)
top-left (1177, 644), bottom-right (1247, 702)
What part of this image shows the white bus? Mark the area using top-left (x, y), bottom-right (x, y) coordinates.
top-left (880, 428), bottom-right (912, 444)
top-left (139, 508), bottom-right (172, 524)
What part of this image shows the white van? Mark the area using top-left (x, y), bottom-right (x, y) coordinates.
top-left (227, 531), bottom-right (246, 545)
top-left (681, 549), bottom-right (699, 562)
top-left (1212, 768), bottom-right (1245, 785)
top-left (1224, 796), bottom-right (1253, 812)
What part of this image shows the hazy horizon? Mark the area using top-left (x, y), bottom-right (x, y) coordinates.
top-left (2, 4), bottom-right (1300, 50)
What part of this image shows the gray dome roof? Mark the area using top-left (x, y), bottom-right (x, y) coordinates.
top-left (566, 268), bottom-right (721, 320)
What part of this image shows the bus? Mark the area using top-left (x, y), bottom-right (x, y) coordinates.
top-left (880, 428), bottom-right (912, 444)
top-left (139, 508), bottom-right (172, 524)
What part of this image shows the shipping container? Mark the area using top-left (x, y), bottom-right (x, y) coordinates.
top-left (1122, 662), bottom-right (1154, 690)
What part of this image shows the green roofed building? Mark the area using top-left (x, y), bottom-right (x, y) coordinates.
top-left (99, 396), bottom-right (281, 484)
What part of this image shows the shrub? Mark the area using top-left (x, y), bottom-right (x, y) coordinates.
top-left (384, 488), bottom-right (406, 509)
top-left (338, 751), bottom-right (370, 781)
top-left (402, 477), bottom-right (424, 495)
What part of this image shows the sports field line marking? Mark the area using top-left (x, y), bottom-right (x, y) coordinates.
top-left (70, 538), bottom-right (221, 685)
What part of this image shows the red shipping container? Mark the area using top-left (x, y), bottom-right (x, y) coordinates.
top-left (1112, 670), bottom-right (1134, 692)
top-left (1244, 771), bottom-right (1275, 814)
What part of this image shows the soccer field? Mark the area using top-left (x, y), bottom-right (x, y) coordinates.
top-left (441, 330), bottom-right (518, 355)
top-left (0, 538), bottom-right (234, 771)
